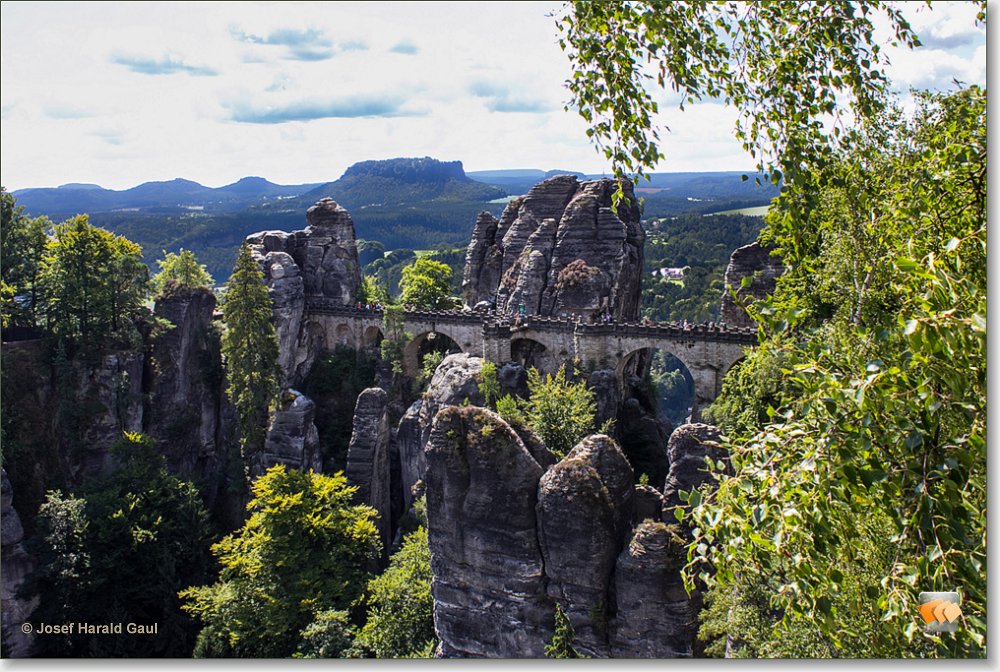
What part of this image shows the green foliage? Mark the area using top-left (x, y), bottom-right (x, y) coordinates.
top-left (294, 610), bottom-right (356, 659)
top-left (37, 215), bottom-right (149, 344)
top-left (180, 465), bottom-right (381, 658)
top-left (686, 88), bottom-right (986, 657)
top-left (221, 243), bottom-right (281, 471)
top-left (399, 258), bottom-right (458, 310)
top-left (702, 344), bottom-right (791, 436)
top-left (415, 349), bottom-right (445, 390)
top-left (379, 304), bottom-right (409, 374)
top-left (28, 433), bottom-right (215, 657)
top-left (356, 274), bottom-right (389, 306)
top-left (641, 213), bottom-right (764, 324)
top-left (477, 360), bottom-right (501, 409)
top-left (354, 526), bottom-right (435, 658)
top-left (152, 248), bottom-right (214, 294)
top-left (1, 188), bottom-right (49, 327)
top-left (545, 604), bottom-right (586, 658)
top-left (524, 365), bottom-right (597, 459)
top-left (558, 1), bottom-right (926, 187)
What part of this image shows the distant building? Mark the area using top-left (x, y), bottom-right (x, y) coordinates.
top-left (653, 267), bottom-right (685, 280)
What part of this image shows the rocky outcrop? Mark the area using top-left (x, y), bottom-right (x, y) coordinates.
top-left (147, 285), bottom-right (225, 493)
top-left (258, 389), bottom-right (322, 476)
top-left (346, 388), bottom-right (392, 561)
top-left (633, 484), bottom-right (664, 524)
top-left (1, 469), bottom-right (36, 657)
top-left (662, 423), bottom-right (726, 520)
top-left (720, 242), bottom-right (783, 328)
top-left (536, 435), bottom-right (633, 657)
top-left (610, 521), bottom-right (698, 658)
top-left (425, 406), bottom-right (552, 658)
top-left (74, 350), bottom-right (145, 480)
top-left (463, 176), bottom-right (644, 321)
top-left (246, 197), bottom-right (362, 386)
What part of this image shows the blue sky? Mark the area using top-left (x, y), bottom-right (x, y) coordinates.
top-left (0, 1), bottom-right (986, 190)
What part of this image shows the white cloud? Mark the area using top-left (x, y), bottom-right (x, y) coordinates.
top-left (0, 1), bottom-right (986, 191)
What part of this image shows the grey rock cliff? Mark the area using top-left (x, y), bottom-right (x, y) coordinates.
top-left (425, 406), bottom-right (552, 658)
top-left (1, 468), bottom-right (36, 657)
top-left (610, 521), bottom-right (699, 658)
top-left (720, 242), bottom-right (783, 328)
top-left (75, 351), bottom-right (145, 480)
top-left (147, 286), bottom-right (225, 494)
top-left (258, 389), bottom-right (322, 476)
top-left (463, 176), bottom-right (644, 321)
top-left (246, 197), bottom-right (362, 387)
top-left (662, 423), bottom-right (726, 520)
top-left (346, 388), bottom-right (392, 562)
top-left (536, 435), bottom-right (634, 657)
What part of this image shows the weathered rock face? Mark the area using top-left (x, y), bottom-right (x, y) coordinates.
top-left (1, 468), bottom-right (36, 657)
top-left (633, 483), bottom-right (664, 524)
top-left (395, 353), bottom-right (486, 513)
top-left (346, 388), bottom-right (392, 562)
top-left (610, 521), bottom-right (699, 658)
top-left (147, 286), bottom-right (225, 493)
top-left (536, 435), bottom-right (634, 657)
top-left (246, 198), bottom-right (362, 386)
top-left (720, 242), bottom-right (783, 328)
top-left (258, 389), bottom-right (322, 476)
top-left (662, 423), bottom-right (726, 518)
top-left (463, 176), bottom-right (644, 321)
top-left (74, 350), bottom-right (145, 480)
top-left (425, 406), bottom-right (552, 658)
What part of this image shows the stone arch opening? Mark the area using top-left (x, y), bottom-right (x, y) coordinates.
top-left (363, 325), bottom-right (384, 349)
top-left (510, 337), bottom-right (551, 372)
top-left (404, 330), bottom-right (462, 377)
top-left (334, 323), bottom-right (354, 347)
top-left (618, 347), bottom-right (696, 427)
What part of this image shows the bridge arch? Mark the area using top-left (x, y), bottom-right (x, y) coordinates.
top-left (510, 337), bottom-right (556, 372)
top-left (403, 330), bottom-right (463, 377)
top-left (363, 325), bottom-right (384, 349)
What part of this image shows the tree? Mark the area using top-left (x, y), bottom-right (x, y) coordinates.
top-left (545, 605), bottom-right (585, 658)
top-left (1, 188), bottom-right (49, 327)
top-left (354, 526), bottom-right (435, 658)
top-left (510, 365), bottom-right (598, 459)
top-left (221, 243), bottom-right (281, 474)
top-left (557, 2), bottom-right (955, 187)
top-left (27, 433), bottom-right (215, 657)
top-left (37, 215), bottom-right (148, 343)
top-left (180, 466), bottom-right (381, 658)
top-left (152, 248), bottom-right (214, 294)
top-left (686, 88), bottom-right (986, 657)
top-left (399, 258), bottom-right (457, 310)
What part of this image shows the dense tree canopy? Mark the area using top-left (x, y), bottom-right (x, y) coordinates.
top-left (399, 258), bottom-right (458, 310)
top-left (180, 466), bottom-right (381, 658)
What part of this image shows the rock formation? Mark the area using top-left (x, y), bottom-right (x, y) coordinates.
top-left (610, 521), bottom-right (699, 658)
top-left (662, 423), bottom-right (726, 519)
top-left (258, 389), bottom-right (322, 475)
top-left (74, 351), bottom-right (145, 480)
top-left (720, 242), bottom-right (783, 328)
top-left (425, 406), bottom-right (553, 657)
top-left (633, 483), bottom-right (664, 524)
top-left (346, 388), bottom-right (392, 561)
top-left (147, 285), bottom-right (226, 494)
top-left (536, 435), bottom-right (633, 657)
top-left (1, 468), bottom-right (36, 657)
top-left (246, 197), bottom-right (362, 387)
top-left (463, 176), bottom-right (644, 321)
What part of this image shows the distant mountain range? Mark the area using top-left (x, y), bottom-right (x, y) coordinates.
top-left (10, 157), bottom-right (778, 282)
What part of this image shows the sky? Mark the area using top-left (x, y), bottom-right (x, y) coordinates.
top-left (0, 1), bottom-right (987, 191)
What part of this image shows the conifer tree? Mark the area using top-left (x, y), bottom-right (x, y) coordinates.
top-left (222, 243), bottom-right (281, 477)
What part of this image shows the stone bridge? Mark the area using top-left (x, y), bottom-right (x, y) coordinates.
top-left (306, 299), bottom-right (757, 414)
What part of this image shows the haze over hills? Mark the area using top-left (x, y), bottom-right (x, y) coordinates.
top-left (9, 157), bottom-right (778, 282)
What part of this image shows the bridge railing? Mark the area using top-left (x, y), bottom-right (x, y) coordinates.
top-left (303, 297), bottom-right (758, 344)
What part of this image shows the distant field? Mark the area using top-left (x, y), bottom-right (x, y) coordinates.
top-left (705, 204), bottom-right (770, 217)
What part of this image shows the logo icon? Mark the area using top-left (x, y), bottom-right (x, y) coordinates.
top-left (918, 592), bottom-right (961, 633)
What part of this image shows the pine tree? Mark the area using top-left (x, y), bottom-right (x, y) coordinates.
top-left (221, 243), bottom-right (281, 478)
